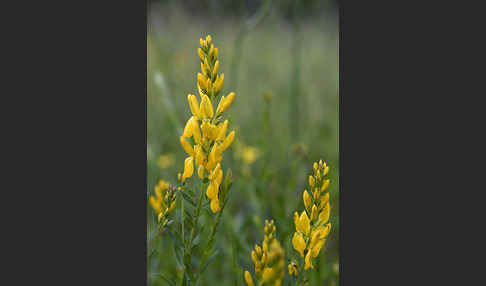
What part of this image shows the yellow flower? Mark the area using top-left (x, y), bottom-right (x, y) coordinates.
top-left (157, 153), bottom-right (175, 169)
top-left (288, 262), bottom-right (298, 276)
top-left (245, 220), bottom-right (285, 286)
top-left (199, 93), bottom-right (214, 118)
top-left (182, 156), bottom-right (194, 181)
top-left (289, 160), bottom-right (332, 275)
top-left (303, 190), bottom-right (311, 211)
top-left (180, 136), bottom-right (194, 157)
top-left (319, 202), bottom-right (330, 224)
top-left (149, 179), bottom-right (176, 226)
top-left (296, 211), bottom-right (310, 236)
top-left (292, 232), bottom-right (306, 257)
top-left (187, 94), bottom-right (200, 118)
top-left (244, 271), bottom-right (254, 286)
top-left (216, 91), bottom-right (235, 115)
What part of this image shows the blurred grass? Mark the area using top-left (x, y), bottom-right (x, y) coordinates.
top-left (148, 2), bottom-right (338, 285)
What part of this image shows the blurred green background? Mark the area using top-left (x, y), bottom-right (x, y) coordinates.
top-left (147, 0), bottom-right (338, 285)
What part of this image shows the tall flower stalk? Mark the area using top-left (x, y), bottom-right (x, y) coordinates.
top-left (177, 34), bottom-right (237, 285)
top-left (289, 160), bottom-right (332, 285)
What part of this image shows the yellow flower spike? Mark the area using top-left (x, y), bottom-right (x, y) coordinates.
top-left (216, 120), bottom-right (228, 141)
top-left (244, 271), bottom-right (254, 286)
top-left (319, 202), bottom-right (330, 224)
top-left (210, 198), bottom-right (221, 213)
top-left (197, 73), bottom-right (208, 91)
top-left (198, 47), bottom-right (204, 61)
top-left (200, 38), bottom-right (205, 48)
top-left (297, 211), bottom-right (310, 236)
top-left (292, 232), bottom-right (306, 257)
top-left (158, 212), bottom-right (164, 223)
top-left (309, 175), bottom-right (315, 188)
top-left (197, 165), bottom-right (205, 179)
top-left (311, 204), bottom-right (318, 221)
top-left (187, 94), bottom-right (200, 118)
top-left (321, 179), bottom-right (330, 191)
top-left (220, 130), bottom-right (235, 151)
top-left (213, 47), bottom-right (218, 58)
top-left (304, 249), bottom-right (314, 270)
top-left (206, 35), bottom-right (212, 45)
top-left (199, 94), bottom-right (214, 118)
top-left (319, 159), bottom-right (323, 166)
top-left (182, 156), bottom-right (194, 181)
top-left (212, 60), bottom-right (219, 79)
top-left (303, 190), bottom-right (311, 211)
top-left (313, 162), bottom-right (318, 171)
top-left (180, 136), bottom-right (194, 157)
top-left (313, 189), bottom-right (320, 201)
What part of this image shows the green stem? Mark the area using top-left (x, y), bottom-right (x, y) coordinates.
top-left (194, 196), bottom-right (228, 283)
top-left (295, 258), bottom-right (306, 286)
top-left (189, 181), bottom-right (206, 247)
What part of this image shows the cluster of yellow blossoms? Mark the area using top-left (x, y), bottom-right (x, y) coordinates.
top-left (244, 220), bottom-right (285, 286)
top-left (179, 35), bottom-right (236, 213)
top-left (290, 160), bottom-right (332, 274)
top-left (149, 179), bottom-right (177, 227)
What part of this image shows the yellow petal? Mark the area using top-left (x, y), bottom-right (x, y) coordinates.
top-left (244, 271), bottom-right (254, 286)
top-left (303, 190), bottom-right (311, 211)
top-left (210, 198), bottom-right (220, 213)
top-left (311, 204), bottom-right (318, 221)
top-left (220, 130), bottom-right (235, 151)
top-left (308, 175), bottom-right (315, 187)
top-left (292, 232), bottom-right (306, 257)
top-left (216, 120), bottom-right (228, 141)
top-left (182, 116), bottom-right (195, 138)
top-left (197, 73), bottom-right (208, 91)
top-left (323, 165), bottom-right (329, 176)
top-left (293, 211), bottom-right (299, 227)
top-left (187, 94), bottom-right (200, 118)
top-left (198, 165), bottom-right (205, 178)
top-left (319, 202), bottom-right (330, 224)
top-left (198, 47), bottom-right (204, 61)
top-left (180, 136), bottom-right (194, 157)
top-left (320, 192), bottom-right (330, 206)
top-left (206, 183), bottom-right (217, 199)
top-left (200, 93), bottom-right (214, 118)
top-left (182, 156), bottom-right (194, 180)
top-left (212, 60), bottom-right (219, 78)
top-left (321, 179), bottom-right (330, 191)
top-left (304, 250), bottom-right (313, 270)
top-left (297, 211), bottom-right (310, 236)
top-left (194, 145), bottom-right (206, 167)
top-left (262, 267), bottom-right (275, 282)
top-left (149, 196), bottom-right (162, 214)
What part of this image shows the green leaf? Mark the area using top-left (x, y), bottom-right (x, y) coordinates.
top-left (152, 273), bottom-right (176, 286)
top-left (200, 250), bottom-right (219, 274)
top-left (181, 191), bottom-right (197, 207)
